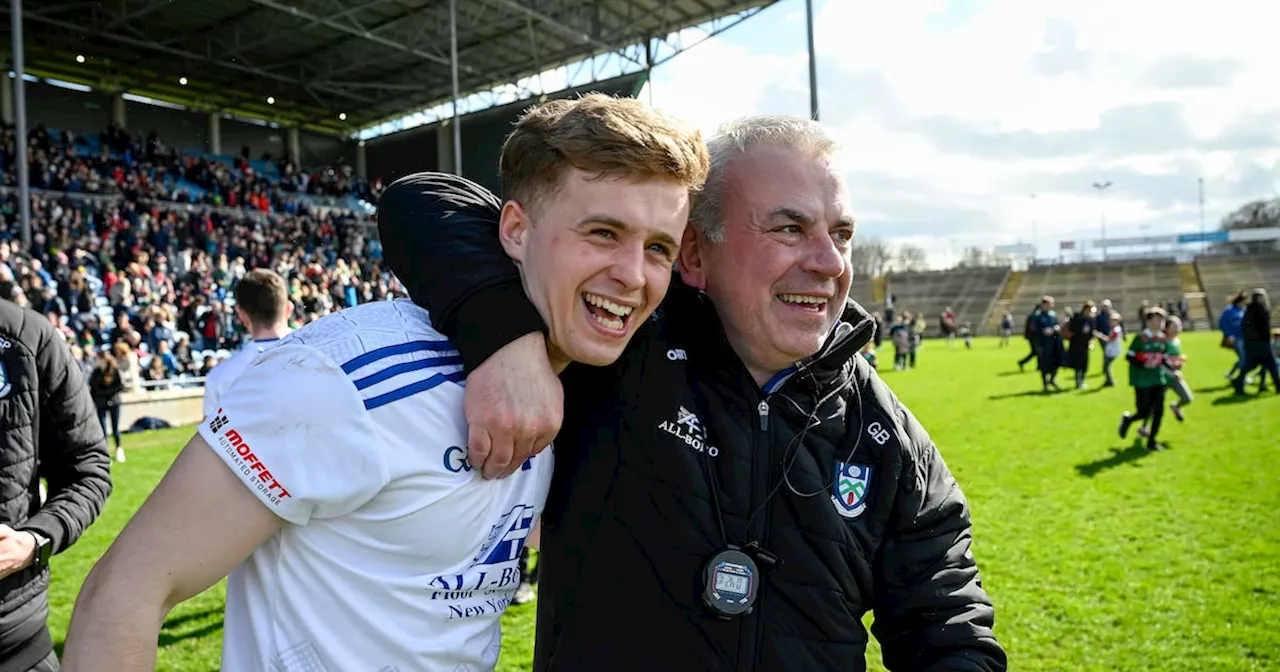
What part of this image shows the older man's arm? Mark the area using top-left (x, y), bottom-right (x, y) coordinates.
top-left (870, 407), bottom-right (1007, 672)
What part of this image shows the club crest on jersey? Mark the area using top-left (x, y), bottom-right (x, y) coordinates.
top-left (0, 360), bottom-right (10, 399)
top-left (832, 462), bottom-right (872, 519)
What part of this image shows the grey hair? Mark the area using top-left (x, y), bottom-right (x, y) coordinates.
top-left (688, 115), bottom-right (841, 244)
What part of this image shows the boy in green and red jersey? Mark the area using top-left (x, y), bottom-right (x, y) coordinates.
top-left (1119, 306), bottom-right (1172, 451)
top-left (1139, 315), bottom-right (1192, 438)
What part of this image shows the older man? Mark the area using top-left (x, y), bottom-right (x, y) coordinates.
top-left (382, 115), bottom-right (1005, 671)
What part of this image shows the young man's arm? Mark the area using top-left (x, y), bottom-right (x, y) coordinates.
top-left (63, 343), bottom-right (388, 671)
top-left (378, 172), bottom-right (562, 478)
top-left (61, 434), bottom-right (283, 671)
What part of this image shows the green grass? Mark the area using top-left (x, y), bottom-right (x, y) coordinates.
top-left (44, 332), bottom-right (1279, 671)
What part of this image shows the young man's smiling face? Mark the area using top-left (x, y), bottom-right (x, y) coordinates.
top-left (500, 167), bottom-right (692, 371)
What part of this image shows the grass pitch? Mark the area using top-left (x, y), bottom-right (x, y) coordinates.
top-left (43, 332), bottom-right (1279, 671)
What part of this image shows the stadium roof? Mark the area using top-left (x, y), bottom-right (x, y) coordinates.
top-left (11, 0), bottom-right (776, 137)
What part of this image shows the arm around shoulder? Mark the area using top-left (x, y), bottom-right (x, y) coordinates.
top-left (871, 408), bottom-right (1007, 672)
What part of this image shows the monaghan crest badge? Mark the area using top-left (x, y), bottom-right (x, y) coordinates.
top-left (832, 462), bottom-right (872, 519)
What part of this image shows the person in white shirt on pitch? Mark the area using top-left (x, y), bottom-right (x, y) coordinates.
top-left (61, 93), bottom-right (709, 672)
top-left (200, 268), bottom-right (293, 420)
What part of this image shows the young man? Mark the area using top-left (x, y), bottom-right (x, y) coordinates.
top-left (201, 268), bottom-right (293, 420)
top-left (61, 94), bottom-right (708, 672)
top-left (1119, 306), bottom-right (1171, 451)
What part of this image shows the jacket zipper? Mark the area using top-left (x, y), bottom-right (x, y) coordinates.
top-left (738, 395), bottom-right (772, 672)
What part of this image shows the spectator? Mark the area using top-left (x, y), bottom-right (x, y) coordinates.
top-left (89, 350), bottom-right (127, 462)
top-left (201, 268), bottom-right (292, 419)
top-left (1233, 288), bottom-right (1279, 395)
top-left (1066, 300), bottom-right (1097, 389)
top-left (1219, 292), bottom-right (1247, 381)
top-left (0, 292), bottom-right (112, 672)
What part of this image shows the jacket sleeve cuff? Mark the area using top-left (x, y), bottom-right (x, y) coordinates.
top-left (446, 281), bottom-right (547, 373)
top-left (19, 512), bottom-right (66, 556)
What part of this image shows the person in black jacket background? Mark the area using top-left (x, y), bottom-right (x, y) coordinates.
top-left (378, 115), bottom-right (1005, 671)
top-left (87, 351), bottom-right (126, 463)
top-left (1232, 288), bottom-right (1279, 395)
top-left (0, 289), bottom-right (113, 672)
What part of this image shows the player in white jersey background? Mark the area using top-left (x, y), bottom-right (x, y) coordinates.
top-left (200, 268), bottom-right (293, 421)
top-left (60, 93), bottom-right (710, 672)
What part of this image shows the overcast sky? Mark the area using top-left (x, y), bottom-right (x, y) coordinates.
top-left (636, 0), bottom-right (1280, 268)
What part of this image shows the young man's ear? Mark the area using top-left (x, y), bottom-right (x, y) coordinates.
top-left (498, 201), bottom-right (531, 263)
top-left (676, 227), bottom-right (707, 290)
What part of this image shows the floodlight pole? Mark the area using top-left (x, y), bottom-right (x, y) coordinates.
top-left (1028, 193), bottom-right (1038, 261)
top-left (805, 0), bottom-right (819, 121)
top-left (1198, 176), bottom-right (1206, 251)
top-left (11, 0), bottom-right (30, 251)
top-left (1092, 181), bottom-right (1111, 262)
top-left (449, 0), bottom-right (462, 177)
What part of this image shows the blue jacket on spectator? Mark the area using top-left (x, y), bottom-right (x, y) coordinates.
top-left (1219, 304), bottom-right (1244, 339)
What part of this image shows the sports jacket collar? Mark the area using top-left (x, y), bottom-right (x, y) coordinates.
top-left (662, 279), bottom-right (876, 395)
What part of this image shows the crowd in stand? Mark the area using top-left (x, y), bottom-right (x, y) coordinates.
top-left (0, 120), bottom-right (405, 418)
top-left (1, 121), bottom-right (384, 212)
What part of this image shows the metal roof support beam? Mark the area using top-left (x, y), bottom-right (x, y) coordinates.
top-left (247, 0), bottom-right (481, 75)
top-left (490, 0), bottom-right (647, 69)
top-left (103, 0), bottom-right (174, 31)
top-left (312, 0), bottom-right (401, 29)
top-left (20, 10), bottom-right (376, 105)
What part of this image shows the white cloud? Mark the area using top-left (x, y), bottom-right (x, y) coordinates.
top-left (641, 0), bottom-right (1280, 267)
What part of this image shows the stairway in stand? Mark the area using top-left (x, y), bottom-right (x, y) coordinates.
top-left (983, 270), bottom-right (1024, 334)
top-left (1178, 263), bottom-right (1211, 331)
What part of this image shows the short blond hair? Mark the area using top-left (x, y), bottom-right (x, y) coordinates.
top-left (499, 93), bottom-right (709, 212)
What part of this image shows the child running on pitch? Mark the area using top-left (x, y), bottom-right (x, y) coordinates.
top-left (1163, 316), bottom-right (1193, 422)
top-left (1101, 310), bottom-right (1124, 387)
top-left (1119, 306), bottom-right (1172, 452)
top-left (1138, 314), bottom-right (1192, 438)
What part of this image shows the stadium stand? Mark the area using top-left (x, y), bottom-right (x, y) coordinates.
top-left (849, 275), bottom-right (876, 310)
top-left (1009, 258), bottom-right (1184, 324)
top-left (0, 119), bottom-right (399, 431)
top-left (884, 266), bottom-right (1010, 336)
top-left (1196, 252), bottom-right (1280, 320)
top-left (3, 122), bottom-right (380, 215)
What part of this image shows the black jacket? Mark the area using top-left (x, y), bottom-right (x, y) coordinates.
top-left (377, 173), bottom-right (1005, 671)
top-left (1242, 300), bottom-right (1272, 343)
top-left (0, 299), bottom-right (113, 671)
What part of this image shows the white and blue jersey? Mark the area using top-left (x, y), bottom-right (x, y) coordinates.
top-left (196, 299), bottom-right (553, 672)
top-left (201, 335), bottom-right (287, 419)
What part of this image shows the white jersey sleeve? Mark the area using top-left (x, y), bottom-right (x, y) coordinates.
top-left (201, 361), bottom-right (227, 420)
top-left (196, 342), bottom-right (391, 526)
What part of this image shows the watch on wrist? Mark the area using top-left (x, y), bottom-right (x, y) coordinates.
top-left (25, 530), bottom-right (51, 569)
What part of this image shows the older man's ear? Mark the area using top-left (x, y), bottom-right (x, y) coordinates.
top-left (677, 227), bottom-right (707, 291)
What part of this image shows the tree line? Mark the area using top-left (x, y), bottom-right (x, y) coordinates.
top-left (851, 238), bottom-right (1005, 277)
